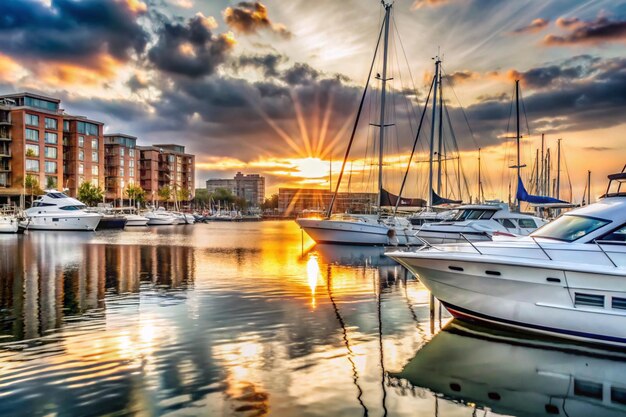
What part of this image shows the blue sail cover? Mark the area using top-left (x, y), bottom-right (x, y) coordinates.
top-left (516, 176), bottom-right (567, 204)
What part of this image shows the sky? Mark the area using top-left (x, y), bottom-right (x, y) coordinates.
top-left (0, 0), bottom-right (624, 202)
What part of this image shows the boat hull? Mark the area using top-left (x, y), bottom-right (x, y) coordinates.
top-left (146, 217), bottom-right (175, 226)
top-left (0, 217), bottom-right (19, 233)
top-left (20, 214), bottom-right (101, 231)
top-left (297, 218), bottom-right (392, 245)
top-left (389, 253), bottom-right (626, 346)
top-left (95, 217), bottom-right (127, 230)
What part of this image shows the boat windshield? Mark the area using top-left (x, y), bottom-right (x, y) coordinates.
top-left (48, 192), bottom-right (68, 199)
top-left (453, 209), bottom-right (496, 221)
top-left (531, 215), bottom-right (610, 242)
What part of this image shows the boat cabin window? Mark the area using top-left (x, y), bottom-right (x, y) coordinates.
top-left (454, 209), bottom-right (496, 221)
top-left (498, 218), bottom-right (516, 228)
top-left (59, 205), bottom-right (85, 211)
top-left (33, 202), bottom-right (56, 207)
top-left (532, 215), bottom-right (610, 242)
top-left (48, 192), bottom-right (68, 199)
top-left (599, 224), bottom-right (626, 243)
top-left (517, 218), bottom-right (536, 229)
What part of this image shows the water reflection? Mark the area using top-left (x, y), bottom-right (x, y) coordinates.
top-left (393, 320), bottom-right (626, 417)
top-left (0, 223), bottom-right (457, 417)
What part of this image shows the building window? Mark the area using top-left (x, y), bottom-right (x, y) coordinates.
top-left (25, 144), bottom-right (39, 157)
top-left (79, 176), bottom-right (84, 185)
top-left (78, 149), bottom-right (84, 161)
top-left (78, 163), bottom-right (84, 175)
top-left (120, 148), bottom-right (125, 157)
top-left (77, 121), bottom-right (99, 135)
top-left (120, 167), bottom-right (125, 176)
top-left (78, 136), bottom-right (84, 147)
top-left (44, 117), bottom-right (57, 130)
top-left (44, 161), bottom-right (57, 174)
top-left (91, 178), bottom-right (98, 187)
top-left (63, 135), bottom-right (69, 146)
top-left (91, 138), bottom-right (98, 149)
top-left (120, 157), bottom-right (124, 166)
top-left (129, 168), bottom-right (134, 178)
top-left (129, 149), bottom-right (134, 157)
top-left (44, 146), bottom-right (57, 159)
top-left (26, 159), bottom-right (39, 172)
top-left (44, 132), bottom-right (57, 144)
top-left (25, 114), bottom-right (39, 126)
top-left (63, 120), bottom-right (70, 132)
top-left (92, 151), bottom-right (98, 162)
top-left (129, 159), bottom-right (134, 168)
top-left (25, 128), bottom-right (39, 141)
top-left (92, 165), bottom-right (99, 176)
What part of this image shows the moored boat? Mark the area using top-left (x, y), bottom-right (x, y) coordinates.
top-left (387, 171), bottom-right (626, 346)
top-left (19, 190), bottom-right (102, 231)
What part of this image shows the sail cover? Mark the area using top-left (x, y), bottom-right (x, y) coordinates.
top-left (431, 189), bottom-right (462, 206)
top-left (380, 188), bottom-right (426, 207)
top-left (516, 176), bottom-right (567, 204)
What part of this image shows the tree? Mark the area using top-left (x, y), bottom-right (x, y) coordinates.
top-left (25, 175), bottom-right (43, 206)
top-left (77, 182), bottom-right (104, 206)
top-left (193, 188), bottom-right (210, 209)
top-left (125, 183), bottom-right (146, 207)
top-left (177, 187), bottom-right (190, 203)
top-left (46, 176), bottom-right (57, 190)
top-left (210, 187), bottom-right (235, 204)
top-left (261, 193), bottom-right (279, 210)
top-left (157, 186), bottom-right (171, 205)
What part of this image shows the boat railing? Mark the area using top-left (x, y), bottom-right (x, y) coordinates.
top-left (530, 237), bottom-right (553, 260)
top-left (459, 233), bottom-right (483, 255)
top-left (593, 239), bottom-right (618, 267)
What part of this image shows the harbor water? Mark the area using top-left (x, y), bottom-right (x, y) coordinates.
top-left (1, 221), bottom-right (625, 417)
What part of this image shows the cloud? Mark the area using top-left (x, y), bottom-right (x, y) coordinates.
top-left (446, 70), bottom-right (479, 84)
top-left (411, 0), bottom-right (457, 9)
top-left (511, 18), bottom-right (550, 34)
top-left (235, 53), bottom-right (287, 77)
top-left (282, 63), bottom-right (320, 86)
top-left (223, 2), bottom-right (292, 39)
top-left (544, 16), bottom-right (626, 46)
top-left (126, 73), bottom-right (150, 92)
top-left (506, 55), bottom-right (599, 89)
top-left (582, 146), bottom-right (614, 152)
top-left (148, 12), bottom-right (236, 78)
top-left (0, 0), bottom-right (149, 71)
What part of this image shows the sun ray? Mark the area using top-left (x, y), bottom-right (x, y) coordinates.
top-left (315, 89), bottom-right (335, 157)
top-left (290, 89), bottom-right (314, 157)
top-left (245, 96), bottom-right (305, 156)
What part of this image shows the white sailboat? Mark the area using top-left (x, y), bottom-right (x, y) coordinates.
top-left (20, 190), bottom-right (102, 231)
top-left (297, 3), bottom-right (422, 246)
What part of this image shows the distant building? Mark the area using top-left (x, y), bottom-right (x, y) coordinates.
top-left (139, 144), bottom-right (195, 204)
top-left (104, 134), bottom-right (140, 201)
top-left (278, 188), bottom-right (376, 216)
top-left (206, 172), bottom-right (265, 207)
top-left (62, 115), bottom-right (105, 197)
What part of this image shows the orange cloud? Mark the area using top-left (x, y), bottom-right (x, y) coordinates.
top-left (511, 18), bottom-right (550, 34)
top-left (32, 55), bottom-right (123, 87)
top-left (0, 54), bottom-right (26, 82)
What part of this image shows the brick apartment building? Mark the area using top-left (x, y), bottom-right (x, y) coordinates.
top-left (104, 134), bottom-right (140, 201)
top-left (139, 144), bottom-right (195, 205)
top-left (278, 188), bottom-right (376, 216)
top-left (0, 93), bottom-right (66, 203)
top-left (63, 116), bottom-right (105, 197)
top-left (206, 172), bottom-right (265, 207)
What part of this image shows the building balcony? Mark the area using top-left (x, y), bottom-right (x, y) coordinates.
top-left (0, 119), bottom-right (10, 126)
top-left (0, 162), bottom-right (9, 171)
top-left (0, 148), bottom-right (10, 158)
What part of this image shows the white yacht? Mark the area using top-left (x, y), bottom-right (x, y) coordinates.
top-left (144, 207), bottom-right (176, 225)
top-left (0, 214), bottom-right (19, 233)
top-left (20, 190), bottom-right (102, 231)
top-left (297, 214), bottom-right (421, 246)
top-left (393, 320), bottom-right (626, 417)
top-left (110, 207), bottom-right (149, 227)
top-left (415, 202), bottom-right (547, 243)
top-left (387, 172), bottom-right (626, 346)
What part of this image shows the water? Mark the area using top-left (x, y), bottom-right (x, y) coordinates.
top-left (0, 221), bottom-right (625, 417)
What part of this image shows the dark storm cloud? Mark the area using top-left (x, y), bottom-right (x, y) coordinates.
top-left (148, 13), bottom-right (235, 78)
top-left (544, 16), bottom-right (626, 46)
top-left (0, 0), bottom-right (148, 66)
top-left (126, 74), bottom-right (150, 92)
top-left (223, 2), bottom-right (292, 38)
top-left (511, 18), bottom-right (550, 34)
top-left (509, 55), bottom-right (599, 89)
top-left (282, 63), bottom-right (320, 86)
top-left (235, 53), bottom-right (286, 77)
top-left (445, 70), bottom-right (478, 84)
top-left (456, 56), bottom-right (626, 149)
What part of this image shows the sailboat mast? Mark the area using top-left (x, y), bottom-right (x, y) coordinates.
top-left (477, 147), bottom-right (482, 203)
top-left (587, 170), bottom-right (591, 205)
top-left (556, 138), bottom-right (562, 200)
top-left (427, 57), bottom-right (441, 210)
top-left (376, 3), bottom-right (392, 212)
top-left (436, 66), bottom-right (444, 194)
top-left (540, 133), bottom-right (545, 195)
top-left (515, 79), bottom-right (521, 212)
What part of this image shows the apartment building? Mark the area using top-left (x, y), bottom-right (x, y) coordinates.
top-left (104, 134), bottom-right (140, 201)
top-left (139, 144), bottom-right (195, 204)
top-left (62, 116), bottom-right (105, 197)
top-left (278, 188), bottom-right (376, 216)
top-left (0, 93), bottom-right (65, 203)
top-left (206, 172), bottom-right (265, 207)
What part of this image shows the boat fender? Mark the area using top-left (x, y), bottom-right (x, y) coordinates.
top-left (387, 229), bottom-right (395, 238)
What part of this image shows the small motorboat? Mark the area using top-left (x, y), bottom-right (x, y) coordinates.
top-left (144, 207), bottom-right (176, 225)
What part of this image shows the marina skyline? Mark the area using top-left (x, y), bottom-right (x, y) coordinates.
top-left (0, 0), bottom-right (623, 199)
